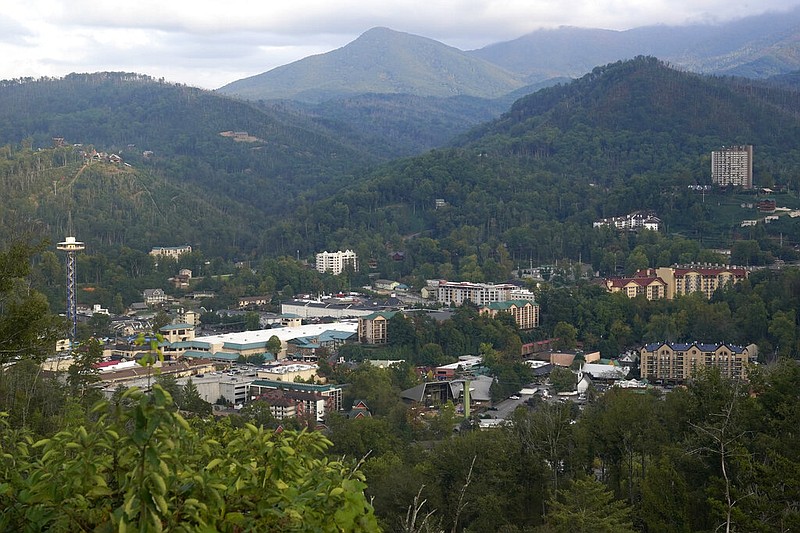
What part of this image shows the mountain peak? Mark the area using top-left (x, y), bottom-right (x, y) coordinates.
top-left (217, 28), bottom-right (525, 103)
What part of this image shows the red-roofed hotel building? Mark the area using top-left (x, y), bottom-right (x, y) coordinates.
top-left (607, 265), bottom-right (749, 300)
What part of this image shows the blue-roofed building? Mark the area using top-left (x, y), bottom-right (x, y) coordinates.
top-left (640, 341), bottom-right (757, 382)
top-left (288, 330), bottom-right (356, 358)
top-left (181, 349), bottom-right (240, 363)
top-left (162, 322), bottom-right (359, 363)
top-left (159, 323), bottom-right (196, 343)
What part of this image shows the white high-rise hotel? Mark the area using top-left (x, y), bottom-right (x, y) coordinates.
top-left (315, 250), bottom-right (358, 275)
top-left (711, 145), bottom-right (753, 189)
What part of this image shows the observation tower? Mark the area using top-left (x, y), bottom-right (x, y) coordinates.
top-left (57, 236), bottom-right (85, 341)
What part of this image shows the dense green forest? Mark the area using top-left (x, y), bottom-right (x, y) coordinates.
top-left (280, 58), bottom-right (800, 266)
top-left (2, 240), bottom-right (800, 531)
top-left (2, 59), bottom-right (800, 277)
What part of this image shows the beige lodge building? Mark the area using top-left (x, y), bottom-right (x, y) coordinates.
top-left (606, 265), bottom-right (749, 300)
top-left (641, 341), bottom-right (757, 382)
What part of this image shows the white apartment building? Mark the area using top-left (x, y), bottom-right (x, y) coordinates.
top-left (149, 245), bottom-right (192, 259)
top-left (510, 288), bottom-right (538, 302)
top-left (711, 145), bottom-right (753, 189)
top-left (436, 281), bottom-right (518, 307)
top-left (315, 250), bottom-right (358, 275)
top-left (593, 211), bottom-right (660, 232)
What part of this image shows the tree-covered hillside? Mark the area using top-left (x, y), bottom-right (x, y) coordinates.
top-left (3, 59), bottom-right (800, 274)
top-left (0, 73), bottom-right (376, 213)
top-left (0, 145), bottom-right (258, 258)
top-left (270, 58), bottom-right (800, 277)
top-left (280, 93), bottom-right (508, 159)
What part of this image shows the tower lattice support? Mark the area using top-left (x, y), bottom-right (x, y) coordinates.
top-left (65, 250), bottom-right (77, 339)
top-left (57, 237), bottom-right (85, 342)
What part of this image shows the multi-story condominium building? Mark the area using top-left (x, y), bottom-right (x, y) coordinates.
top-left (711, 145), bottom-right (753, 189)
top-left (250, 388), bottom-right (328, 422)
top-left (358, 311), bottom-right (397, 344)
top-left (510, 288), bottom-right (538, 302)
top-left (609, 265), bottom-right (748, 301)
top-left (248, 380), bottom-right (343, 420)
top-left (143, 288), bottom-right (167, 305)
top-left (159, 323), bottom-right (195, 343)
top-left (641, 341), bottom-right (757, 382)
top-left (149, 245), bottom-right (192, 259)
top-left (593, 211), bottom-right (661, 232)
top-left (315, 250), bottom-right (358, 275)
top-left (634, 265), bottom-right (749, 299)
top-left (436, 281), bottom-right (518, 306)
top-left (605, 276), bottom-right (668, 300)
top-left (479, 300), bottom-right (540, 330)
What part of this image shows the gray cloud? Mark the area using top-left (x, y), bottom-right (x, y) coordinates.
top-left (2, 0), bottom-right (799, 88)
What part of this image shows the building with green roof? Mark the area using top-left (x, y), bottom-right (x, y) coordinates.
top-left (358, 311), bottom-right (397, 344)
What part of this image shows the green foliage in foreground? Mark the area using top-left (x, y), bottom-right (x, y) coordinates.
top-left (544, 476), bottom-right (635, 533)
top-left (0, 385), bottom-right (378, 532)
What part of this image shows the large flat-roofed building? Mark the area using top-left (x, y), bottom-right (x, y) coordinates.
top-left (315, 250), bottom-right (358, 275)
top-left (280, 298), bottom-right (393, 319)
top-left (170, 322), bottom-right (358, 361)
top-left (641, 341), bottom-right (757, 382)
top-left (436, 281), bottom-right (517, 307)
top-left (712, 145), bottom-right (753, 189)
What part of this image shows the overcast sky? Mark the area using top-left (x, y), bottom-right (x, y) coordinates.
top-left (2, 1), bottom-right (799, 90)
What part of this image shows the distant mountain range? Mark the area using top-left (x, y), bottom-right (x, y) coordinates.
top-left (218, 8), bottom-right (800, 103)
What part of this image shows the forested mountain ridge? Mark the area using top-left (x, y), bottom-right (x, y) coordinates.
top-left (281, 58), bottom-right (800, 278)
top-left (217, 27), bottom-right (527, 103)
top-left (3, 60), bottom-right (800, 275)
top-left (0, 145), bottom-right (255, 258)
top-left (273, 93), bottom-right (510, 159)
top-left (0, 72), bottom-right (384, 255)
top-left (461, 56), bottom-right (800, 184)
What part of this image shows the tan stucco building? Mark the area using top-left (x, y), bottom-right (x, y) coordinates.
top-left (606, 276), bottom-right (667, 300)
top-left (607, 265), bottom-right (749, 300)
top-left (479, 299), bottom-right (540, 330)
top-left (641, 341), bottom-right (757, 382)
top-left (358, 311), bottom-right (397, 344)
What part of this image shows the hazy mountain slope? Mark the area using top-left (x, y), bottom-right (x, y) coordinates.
top-left (470, 8), bottom-right (800, 81)
top-left (264, 93), bottom-right (509, 158)
top-left (217, 27), bottom-right (526, 103)
top-left (767, 69), bottom-right (800, 89)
